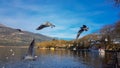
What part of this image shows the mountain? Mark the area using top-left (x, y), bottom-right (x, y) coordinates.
top-left (0, 24), bottom-right (52, 46)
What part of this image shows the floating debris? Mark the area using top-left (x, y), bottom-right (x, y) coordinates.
top-left (6, 57), bottom-right (8, 59)
top-left (10, 49), bottom-right (13, 52)
top-left (12, 52), bottom-right (15, 56)
top-left (2, 66), bottom-right (5, 68)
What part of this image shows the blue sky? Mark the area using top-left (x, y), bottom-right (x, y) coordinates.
top-left (0, 0), bottom-right (120, 40)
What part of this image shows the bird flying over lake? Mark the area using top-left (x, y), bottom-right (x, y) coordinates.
top-left (36, 21), bottom-right (55, 30)
top-left (76, 25), bottom-right (88, 40)
top-left (23, 39), bottom-right (37, 60)
top-left (16, 29), bottom-right (22, 32)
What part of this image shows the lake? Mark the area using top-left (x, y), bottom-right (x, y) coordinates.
top-left (0, 47), bottom-right (118, 68)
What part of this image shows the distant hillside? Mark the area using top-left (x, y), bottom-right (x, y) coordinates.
top-left (0, 24), bottom-right (52, 46)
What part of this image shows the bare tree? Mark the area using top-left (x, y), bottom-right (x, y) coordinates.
top-left (100, 24), bottom-right (114, 44)
top-left (114, 21), bottom-right (120, 37)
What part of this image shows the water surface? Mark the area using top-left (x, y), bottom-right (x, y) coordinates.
top-left (0, 47), bottom-right (113, 68)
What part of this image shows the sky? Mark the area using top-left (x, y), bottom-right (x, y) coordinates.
top-left (0, 0), bottom-right (120, 40)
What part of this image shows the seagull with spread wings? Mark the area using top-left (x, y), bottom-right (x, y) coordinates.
top-left (76, 25), bottom-right (88, 40)
top-left (36, 21), bottom-right (55, 30)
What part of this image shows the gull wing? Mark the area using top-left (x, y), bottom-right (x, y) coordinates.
top-left (27, 39), bottom-right (35, 56)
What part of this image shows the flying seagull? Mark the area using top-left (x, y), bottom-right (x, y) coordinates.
top-left (76, 25), bottom-right (88, 40)
top-left (23, 39), bottom-right (37, 60)
top-left (36, 21), bottom-right (55, 30)
top-left (16, 29), bottom-right (22, 32)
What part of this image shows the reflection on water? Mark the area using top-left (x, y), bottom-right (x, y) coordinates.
top-left (0, 47), bottom-right (116, 68)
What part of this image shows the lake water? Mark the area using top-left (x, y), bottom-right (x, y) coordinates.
top-left (0, 47), bottom-right (117, 68)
